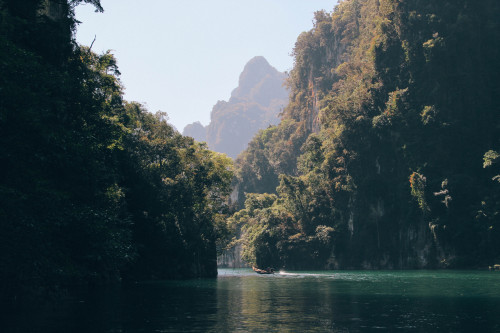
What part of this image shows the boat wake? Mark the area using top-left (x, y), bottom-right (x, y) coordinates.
top-left (278, 271), bottom-right (332, 278)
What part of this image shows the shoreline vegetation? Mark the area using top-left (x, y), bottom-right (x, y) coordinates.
top-left (226, 0), bottom-right (499, 271)
top-left (0, 0), bottom-right (233, 303)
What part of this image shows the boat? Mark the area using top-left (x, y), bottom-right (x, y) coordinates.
top-left (252, 266), bottom-right (275, 274)
top-left (489, 264), bottom-right (500, 271)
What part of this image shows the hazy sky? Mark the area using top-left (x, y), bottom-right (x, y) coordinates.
top-left (75, 0), bottom-right (338, 131)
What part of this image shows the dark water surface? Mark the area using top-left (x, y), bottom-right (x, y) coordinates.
top-left (4, 269), bottom-right (500, 332)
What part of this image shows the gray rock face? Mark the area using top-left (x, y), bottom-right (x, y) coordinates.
top-left (182, 56), bottom-right (288, 159)
top-left (183, 121), bottom-right (206, 143)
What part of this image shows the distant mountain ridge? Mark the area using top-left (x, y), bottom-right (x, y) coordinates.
top-left (182, 56), bottom-right (288, 159)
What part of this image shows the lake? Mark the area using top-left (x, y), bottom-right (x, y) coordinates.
top-left (4, 269), bottom-right (500, 332)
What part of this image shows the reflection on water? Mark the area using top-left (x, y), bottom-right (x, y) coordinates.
top-left (4, 269), bottom-right (500, 332)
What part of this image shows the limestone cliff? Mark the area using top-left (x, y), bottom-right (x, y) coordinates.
top-left (183, 56), bottom-right (288, 159)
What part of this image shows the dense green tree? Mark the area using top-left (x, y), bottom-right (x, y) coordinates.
top-left (0, 0), bottom-right (234, 303)
top-left (231, 0), bottom-right (500, 269)
top-left (118, 106), bottom-right (233, 279)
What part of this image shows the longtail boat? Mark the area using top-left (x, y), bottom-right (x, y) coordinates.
top-left (252, 266), bottom-right (275, 274)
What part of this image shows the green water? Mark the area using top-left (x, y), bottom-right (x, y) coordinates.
top-left (5, 269), bottom-right (500, 332)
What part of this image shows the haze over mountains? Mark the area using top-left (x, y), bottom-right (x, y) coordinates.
top-left (183, 56), bottom-right (288, 159)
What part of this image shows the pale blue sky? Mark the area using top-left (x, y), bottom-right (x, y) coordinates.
top-left (75, 0), bottom-right (338, 131)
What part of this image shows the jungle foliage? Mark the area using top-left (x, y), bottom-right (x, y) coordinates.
top-left (0, 0), bottom-right (233, 302)
top-left (231, 0), bottom-right (500, 269)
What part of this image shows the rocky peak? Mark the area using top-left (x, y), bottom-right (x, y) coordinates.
top-left (230, 56), bottom-right (285, 104)
top-left (183, 56), bottom-right (288, 159)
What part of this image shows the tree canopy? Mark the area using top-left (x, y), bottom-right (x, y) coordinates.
top-left (231, 0), bottom-right (500, 270)
top-left (0, 0), bottom-right (233, 303)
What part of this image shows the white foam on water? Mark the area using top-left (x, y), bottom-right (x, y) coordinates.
top-left (278, 271), bottom-right (333, 278)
